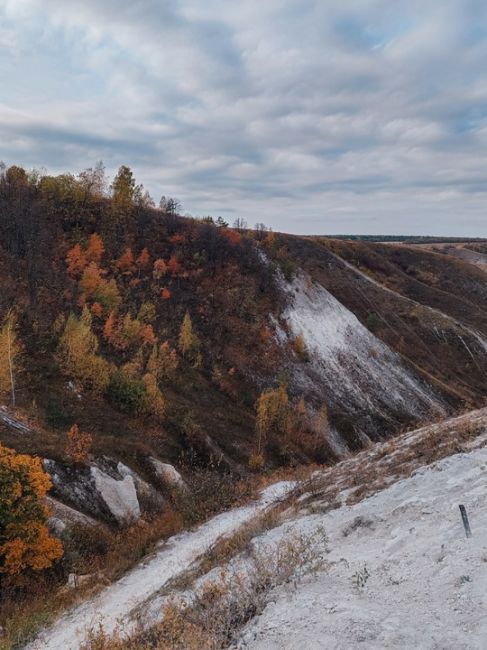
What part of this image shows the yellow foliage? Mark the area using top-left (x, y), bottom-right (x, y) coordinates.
top-left (142, 372), bottom-right (166, 420)
top-left (178, 312), bottom-right (202, 367)
top-left (146, 341), bottom-right (178, 380)
top-left (0, 311), bottom-right (21, 404)
top-left (255, 384), bottom-right (290, 453)
top-left (0, 444), bottom-right (63, 575)
top-left (57, 307), bottom-right (110, 393)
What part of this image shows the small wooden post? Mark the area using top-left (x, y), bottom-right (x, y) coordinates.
top-left (459, 504), bottom-right (472, 538)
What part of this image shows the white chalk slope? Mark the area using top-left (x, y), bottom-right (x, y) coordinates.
top-left (277, 274), bottom-right (445, 421)
top-left (237, 446), bottom-right (487, 650)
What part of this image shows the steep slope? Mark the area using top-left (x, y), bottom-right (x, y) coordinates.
top-left (272, 272), bottom-right (446, 446)
top-left (273, 234), bottom-right (487, 407)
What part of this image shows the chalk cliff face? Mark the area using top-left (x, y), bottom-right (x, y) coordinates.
top-left (273, 272), bottom-right (446, 448)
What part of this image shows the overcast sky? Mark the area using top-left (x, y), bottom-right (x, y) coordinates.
top-left (1, 0), bottom-right (487, 235)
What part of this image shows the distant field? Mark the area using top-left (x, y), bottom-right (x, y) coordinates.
top-left (323, 235), bottom-right (487, 244)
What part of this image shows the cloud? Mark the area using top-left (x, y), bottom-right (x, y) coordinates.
top-left (1, 0), bottom-right (487, 235)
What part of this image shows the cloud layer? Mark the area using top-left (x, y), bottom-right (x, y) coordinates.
top-left (2, 0), bottom-right (487, 235)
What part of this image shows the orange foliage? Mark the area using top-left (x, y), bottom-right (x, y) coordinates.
top-left (65, 424), bottom-right (92, 465)
top-left (136, 247), bottom-right (150, 270)
top-left (161, 287), bottom-right (172, 300)
top-left (91, 302), bottom-right (103, 317)
top-left (169, 233), bottom-right (186, 245)
top-left (222, 229), bottom-right (241, 245)
top-left (140, 324), bottom-right (157, 346)
top-left (85, 233), bottom-right (105, 264)
top-left (167, 254), bottom-right (181, 276)
top-left (0, 444), bottom-right (63, 575)
top-left (116, 248), bottom-right (135, 273)
top-left (80, 262), bottom-right (103, 297)
top-left (153, 258), bottom-right (167, 280)
top-left (66, 243), bottom-right (87, 277)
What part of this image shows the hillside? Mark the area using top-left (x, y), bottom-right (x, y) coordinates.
top-left (0, 164), bottom-right (486, 647)
top-left (1, 166), bottom-right (486, 473)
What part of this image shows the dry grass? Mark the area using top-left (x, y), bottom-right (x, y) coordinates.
top-left (300, 409), bottom-right (486, 510)
top-left (81, 527), bottom-right (328, 650)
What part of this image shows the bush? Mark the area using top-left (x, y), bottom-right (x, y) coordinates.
top-left (107, 371), bottom-right (148, 416)
top-left (173, 469), bottom-right (252, 527)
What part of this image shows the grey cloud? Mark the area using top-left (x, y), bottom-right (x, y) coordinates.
top-left (1, 0), bottom-right (487, 235)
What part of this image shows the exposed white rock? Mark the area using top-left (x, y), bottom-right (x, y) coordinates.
top-left (117, 462), bottom-right (153, 499)
top-left (277, 273), bottom-right (445, 426)
top-left (90, 467), bottom-right (140, 525)
top-left (46, 496), bottom-right (98, 528)
top-left (149, 457), bottom-right (187, 491)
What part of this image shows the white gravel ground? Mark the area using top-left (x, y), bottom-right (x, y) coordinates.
top-left (236, 447), bottom-right (487, 650)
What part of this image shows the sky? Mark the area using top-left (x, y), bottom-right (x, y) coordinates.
top-left (1, 0), bottom-right (487, 236)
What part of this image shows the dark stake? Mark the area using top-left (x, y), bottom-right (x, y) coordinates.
top-left (459, 504), bottom-right (472, 538)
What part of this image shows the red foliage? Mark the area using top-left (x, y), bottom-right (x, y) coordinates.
top-left (140, 324), bottom-right (157, 345)
top-left (169, 233), bottom-right (186, 245)
top-left (161, 288), bottom-right (172, 300)
top-left (86, 233), bottom-right (105, 264)
top-left (116, 248), bottom-right (135, 273)
top-left (222, 229), bottom-right (241, 245)
top-left (167, 255), bottom-right (181, 276)
top-left (66, 244), bottom-right (87, 276)
top-left (91, 302), bottom-right (103, 317)
top-left (136, 247), bottom-right (150, 270)
top-left (103, 312), bottom-right (115, 341)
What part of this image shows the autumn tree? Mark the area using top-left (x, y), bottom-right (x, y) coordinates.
top-left (79, 262), bottom-right (103, 298)
top-left (178, 312), bottom-right (201, 367)
top-left (136, 247), bottom-right (150, 271)
top-left (142, 373), bottom-right (166, 420)
top-left (167, 255), bottom-right (181, 276)
top-left (66, 244), bottom-right (87, 277)
top-left (292, 333), bottom-right (309, 361)
top-left (137, 301), bottom-right (156, 323)
top-left (57, 307), bottom-right (110, 393)
top-left (255, 383), bottom-right (290, 455)
top-left (0, 311), bottom-right (21, 406)
top-left (146, 341), bottom-right (178, 380)
top-left (153, 258), bottom-right (167, 280)
top-left (140, 324), bottom-right (156, 346)
top-left (0, 444), bottom-right (63, 575)
top-left (116, 248), bottom-right (135, 273)
top-left (65, 424), bottom-right (92, 465)
top-left (103, 311), bottom-right (115, 341)
top-left (94, 278), bottom-right (121, 313)
top-left (85, 233), bottom-right (105, 264)
top-left (111, 165), bottom-right (137, 207)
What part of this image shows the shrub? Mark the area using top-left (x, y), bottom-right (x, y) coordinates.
top-left (107, 370), bottom-right (148, 416)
